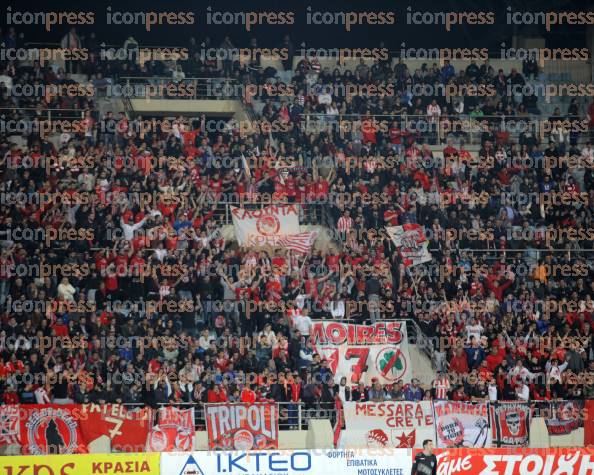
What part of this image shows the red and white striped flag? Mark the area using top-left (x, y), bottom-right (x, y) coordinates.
top-left (277, 231), bottom-right (318, 254)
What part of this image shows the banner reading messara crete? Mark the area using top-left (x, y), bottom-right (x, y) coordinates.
top-left (424, 448), bottom-right (594, 475)
top-left (341, 401), bottom-right (435, 449)
top-left (433, 401), bottom-right (491, 448)
top-left (206, 403), bottom-right (279, 450)
top-left (231, 205), bottom-right (300, 246)
top-left (311, 321), bottom-right (411, 385)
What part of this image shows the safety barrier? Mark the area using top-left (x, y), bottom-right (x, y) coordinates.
top-left (2, 449), bottom-right (593, 475)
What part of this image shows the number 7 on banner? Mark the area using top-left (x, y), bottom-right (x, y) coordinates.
top-left (345, 348), bottom-right (370, 384)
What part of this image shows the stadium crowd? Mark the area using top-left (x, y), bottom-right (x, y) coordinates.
top-left (0, 28), bottom-right (594, 416)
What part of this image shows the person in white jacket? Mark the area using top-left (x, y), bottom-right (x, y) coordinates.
top-left (546, 358), bottom-right (568, 385)
top-left (120, 216), bottom-right (147, 241)
top-left (57, 277), bottom-right (76, 301)
top-left (119, 208), bottom-right (160, 240)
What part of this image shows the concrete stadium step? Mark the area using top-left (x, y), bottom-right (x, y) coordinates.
top-left (409, 345), bottom-right (435, 387)
top-left (70, 73), bottom-right (89, 84)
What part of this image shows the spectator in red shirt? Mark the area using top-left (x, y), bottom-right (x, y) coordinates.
top-left (451, 385), bottom-right (470, 402)
top-left (240, 385), bottom-right (257, 403)
top-left (449, 348), bottom-right (469, 374)
top-left (485, 346), bottom-right (506, 372)
top-left (51, 318), bottom-right (69, 337)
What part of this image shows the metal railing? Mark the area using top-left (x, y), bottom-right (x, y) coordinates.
top-left (0, 107), bottom-right (86, 122)
top-left (298, 112), bottom-right (590, 146)
top-left (119, 77), bottom-right (239, 100)
top-left (122, 401), bottom-right (336, 431)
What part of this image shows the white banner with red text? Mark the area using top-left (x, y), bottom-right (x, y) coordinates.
top-left (311, 321), bottom-right (412, 386)
top-left (231, 205), bottom-right (300, 246)
top-left (340, 401), bottom-right (436, 449)
top-left (433, 401), bottom-right (491, 448)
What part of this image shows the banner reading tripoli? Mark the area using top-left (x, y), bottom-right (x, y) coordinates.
top-left (19, 405), bottom-right (87, 455)
top-left (433, 401), bottom-right (491, 448)
top-left (386, 224), bottom-right (432, 268)
top-left (231, 205), bottom-right (300, 246)
top-left (311, 321), bottom-right (411, 385)
top-left (206, 403), bottom-right (279, 450)
top-left (340, 401), bottom-right (435, 449)
top-left (490, 401), bottom-right (530, 447)
top-left (422, 448), bottom-right (594, 475)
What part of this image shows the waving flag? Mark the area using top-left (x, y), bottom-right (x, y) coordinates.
top-left (386, 224), bottom-right (432, 267)
top-left (490, 401), bottom-right (530, 447)
top-left (277, 231), bottom-right (318, 254)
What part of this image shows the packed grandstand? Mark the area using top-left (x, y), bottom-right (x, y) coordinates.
top-left (1, 2), bottom-right (594, 467)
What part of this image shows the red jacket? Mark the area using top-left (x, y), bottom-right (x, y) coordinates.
top-left (240, 388), bottom-right (256, 404)
top-left (485, 275), bottom-right (513, 301)
top-left (207, 389), bottom-right (227, 403)
top-left (485, 347), bottom-right (506, 372)
top-left (449, 353), bottom-right (469, 374)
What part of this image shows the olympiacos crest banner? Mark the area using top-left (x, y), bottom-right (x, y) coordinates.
top-left (231, 205), bottom-right (300, 246)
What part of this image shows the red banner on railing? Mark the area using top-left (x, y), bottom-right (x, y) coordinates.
top-left (0, 405), bottom-right (20, 449)
top-left (3, 404), bottom-right (156, 454)
top-left (79, 403), bottom-right (154, 452)
top-left (19, 404), bottom-right (87, 455)
top-left (205, 403), bottom-right (279, 450)
top-left (417, 448), bottom-right (594, 475)
top-left (489, 401), bottom-right (531, 447)
top-left (586, 400), bottom-right (594, 446)
top-left (146, 406), bottom-right (194, 452)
